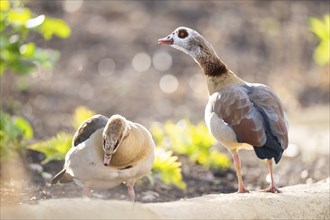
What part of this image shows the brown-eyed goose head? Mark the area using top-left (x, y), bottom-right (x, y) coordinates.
top-left (158, 27), bottom-right (218, 61)
top-left (102, 114), bottom-right (130, 166)
top-left (158, 27), bottom-right (227, 77)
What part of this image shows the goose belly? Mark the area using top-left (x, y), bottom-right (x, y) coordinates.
top-left (205, 105), bottom-right (252, 151)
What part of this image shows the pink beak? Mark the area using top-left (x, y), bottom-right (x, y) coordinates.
top-left (158, 37), bottom-right (174, 45)
top-left (103, 154), bottom-right (112, 166)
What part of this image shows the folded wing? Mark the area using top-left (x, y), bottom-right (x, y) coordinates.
top-left (72, 114), bottom-right (108, 147)
top-left (211, 84), bottom-right (288, 162)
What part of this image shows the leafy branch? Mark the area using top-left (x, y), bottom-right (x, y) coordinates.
top-left (0, 0), bottom-right (71, 75)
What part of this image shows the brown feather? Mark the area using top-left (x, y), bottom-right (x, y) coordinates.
top-left (212, 85), bottom-right (267, 147)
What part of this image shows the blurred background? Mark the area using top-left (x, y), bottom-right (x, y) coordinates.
top-left (1, 0), bottom-right (329, 203)
top-left (2, 0), bottom-right (329, 137)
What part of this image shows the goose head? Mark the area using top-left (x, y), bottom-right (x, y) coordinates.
top-left (102, 114), bottom-right (130, 166)
top-left (158, 26), bottom-right (218, 62)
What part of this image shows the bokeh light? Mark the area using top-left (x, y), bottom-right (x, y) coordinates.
top-left (62, 0), bottom-right (83, 13)
top-left (132, 52), bottom-right (151, 72)
top-left (98, 58), bottom-right (116, 76)
top-left (152, 51), bottom-right (173, 72)
top-left (159, 74), bottom-right (179, 94)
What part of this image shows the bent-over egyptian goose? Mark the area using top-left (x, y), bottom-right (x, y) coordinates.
top-left (159, 27), bottom-right (289, 193)
top-left (51, 114), bottom-right (155, 201)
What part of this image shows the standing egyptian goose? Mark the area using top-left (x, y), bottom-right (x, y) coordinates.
top-left (51, 114), bottom-right (155, 201)
top-left (159, 27), bottom-right (289, 193)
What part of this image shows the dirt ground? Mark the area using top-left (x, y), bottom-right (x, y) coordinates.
top-left (1, 1), bottom-right (329, 205)
top-left (2, 180), bottom-right (329, 219)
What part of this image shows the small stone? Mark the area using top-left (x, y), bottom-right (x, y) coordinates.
top-left (29, 163), bottom-right (43, 173)
top-left (306, 178), bottom-right (313, 185)
top-left (300, 170), bottom-right (309, 179)
top-left (141, 191), bottom-right (159, 202)
top-left (41, 172), bottom-right (53, 180)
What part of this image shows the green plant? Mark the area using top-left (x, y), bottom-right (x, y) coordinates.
top-left (29, 106), bottom-right (95, 163)
top-left (0, 0), bottom-right (71, 75)
top-left (151, 119), bottom-right (231, 170)
top-left (29, 132), bottom-right (72, 164)
top-left (309, 14), bottom-right (330, 66)
top-left (0, 1), bottom-right (71, 162)
top-left (152, 148), bottom-right (186, 190)
top-left (0, 110), bottom-right (33, 160)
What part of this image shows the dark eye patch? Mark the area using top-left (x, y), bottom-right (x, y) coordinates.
top-left (178, 29), bottom-right (188, 39)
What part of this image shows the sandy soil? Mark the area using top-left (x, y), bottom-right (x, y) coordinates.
top-left (1, 178), bottom-right (329, 219)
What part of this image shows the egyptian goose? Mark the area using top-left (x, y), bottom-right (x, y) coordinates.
top-left (51, 114), bottom-right (155, 201)
top-left (159, 27), bottom-right (289, 193)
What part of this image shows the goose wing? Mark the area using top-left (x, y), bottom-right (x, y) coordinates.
top-left (247, 83), bottom-right (289, 150)
top-left (72, 114), bottom-right (108, 147)
top-left (211, 84), bottom-right (288, 151)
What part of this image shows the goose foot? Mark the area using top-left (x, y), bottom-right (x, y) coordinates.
top-left (260, 186), bottom-right (281, 193)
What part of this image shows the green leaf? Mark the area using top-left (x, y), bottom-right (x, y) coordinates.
top-left (150, 119), bottom-right (230, 170)
top-left (310, 14), bottom-right (330, 66)
top-left (0, 34), bottom-right (10, 49)
top-left (0, 0), bottom-right (10, 11)
top-left (39, 17), bottom-right (71, 40)
top-left (13, 116), bottom-right (33, 139)
top-left (314, 40), bottom-right (330, 65)
top-left (149, 122), bottom-right (165, 144)
top-left (7, 8), bottom-right (31, 26)
top-left (10, 59), bottom-right (37, 75)
top-left (152, 148), bottom-right (186, 190)
top-left (0, 111), bottom-right (32, 160)
top-left (310, 15), bottom-right (330, 40)
top-left (19, 42), bottom-right (35, 58)
top-left (29, 132), bottom-right (72, 163)
top-left (207, 150), bottom-right (231, 169)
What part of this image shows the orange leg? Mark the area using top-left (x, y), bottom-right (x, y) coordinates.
top-left (232, 152), bottom-right (249, 193)
top-left (262, 159), bottom-right (281, 193)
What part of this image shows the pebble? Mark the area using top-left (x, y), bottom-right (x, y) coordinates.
top-left (306, 178), bottom-right (314, 185)
top-left (41, 172), bottom-right (53, 180)
top-left (29, 163), bottom-right (43, 173)
top-left (300, 170), bottom-right (309, 179)
top-left (141, 191), bottom-right (159, 202)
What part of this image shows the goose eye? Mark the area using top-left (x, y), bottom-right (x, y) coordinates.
top-left (178, 29), bottom-right (188, 39)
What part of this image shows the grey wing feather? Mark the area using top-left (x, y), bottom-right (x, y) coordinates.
top-left (212, 86), bottom-right (267, 147)
top-left (72, 114), bottom-right (108, 146)
top-left (247, 84), bottom-right (289, 150)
